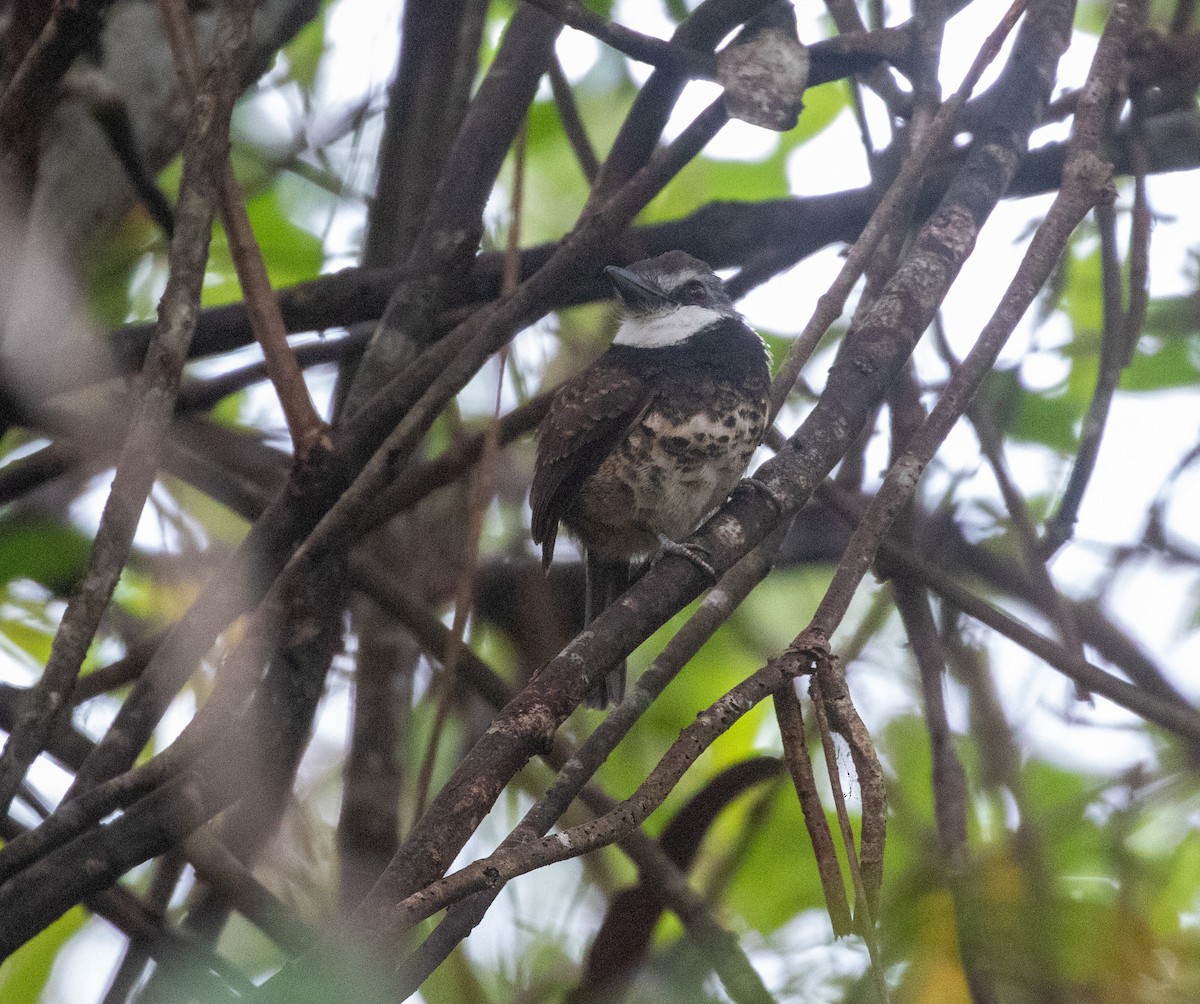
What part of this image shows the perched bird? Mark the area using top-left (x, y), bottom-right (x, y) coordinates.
top-left (530, 251), bottom-right (771, 707)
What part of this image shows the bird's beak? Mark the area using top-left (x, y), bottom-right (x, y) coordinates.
top-left (604, 265), bottom-right (674, 312)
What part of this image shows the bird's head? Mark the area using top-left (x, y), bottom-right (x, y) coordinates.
top-left (606, 251), bottom-right (739, 349)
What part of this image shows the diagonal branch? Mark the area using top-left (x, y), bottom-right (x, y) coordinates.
top-left (0, 1), bottom-right (253, 818)
top-left (527, 0), bottom-right (717, 77)
top-left (157, 0), bottom-right (330, 460)
top-left (332, 0), bottom-right (1079, 936)
top-left (398, 529), bottom-right (785, 992)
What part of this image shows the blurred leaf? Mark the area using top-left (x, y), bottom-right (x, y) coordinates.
top-left (283, 4), bottom-right (328, 92)
top-left (599, 597), bottom-right (771, 828)
top-left (1059, 244), bottom-right (1103, 336)
top-left (1073, 0), bottom-right (1109, 35)
top-left (163, 477), bottom-right (252, 545)
top-left (979, 367), bottom-right (1081, 452)
top-left (422, 945), bottom-right (495, 1004)
top-left (520, 75), bottom-right (638, 245)
top-left (0, 614), bottom-right (54, 669)
top-left (0, 906), bottom-right (86, 1003)
top-left (0, 516), bottom-right (91, 593)
top-left (1057, 897), bottom-right (1160, 997)
top-left (85, 212), bottom-right (160, 327)
top-left (203, 189), bottom-right (324, 307)
top-left (1120, 334), bottom-right (1200, 392)
top-left (113, 566), bottom-right (201, 627)
top-left (641, 82), bottom-right (844, 224)
top-left (788, 80), bottom-right (846, 146)
top-left (1022, 759), bottom-right (1107, 878)
top-left (722, 782), bottom-right (835, 932)
top-left (894, 890), bottom-right (972, 1004)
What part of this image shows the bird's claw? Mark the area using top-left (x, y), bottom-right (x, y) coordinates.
top-left (656, 534), bottom-right (719, 582)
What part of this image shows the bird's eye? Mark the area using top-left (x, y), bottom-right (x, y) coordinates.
top-left (682, 279), bottom-right (709, 304)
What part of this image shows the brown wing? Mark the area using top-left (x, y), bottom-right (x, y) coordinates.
top-left (530, 356), bottom-right (655, 566)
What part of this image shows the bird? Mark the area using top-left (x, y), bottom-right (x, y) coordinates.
top-left (530, 250), bottom-right (772, 708)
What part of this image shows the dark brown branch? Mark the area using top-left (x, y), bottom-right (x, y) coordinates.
top-left (399, 530), bottom-right (784, 992)
top-left (343, 4), bottom-right (561, 414)
top-left (526, 0), bottom-right (717, 77)
top-left (157, 0), bottom-right (330, 459)
top-left (100, 851), bottom-right (185, 1004)
top-left (362, 0), bottom-right (486, 267)
top-left (773, 684), bottom-right (853, 935)
top-left (0, 2), bottom-right (252, 817)
top-left (384, 650), bottom-right (811, 942)
top-left (99, 107), bottom-right (1200, 382)
top-left (547, 55), bottom-right (599, 183)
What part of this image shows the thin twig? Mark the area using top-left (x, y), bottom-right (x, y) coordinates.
top-left (891, 581), bottom-right (999, 1003)
top-left (1043, 101), bottom-right (1153, 555)
top-left (413, 118), bottom-right (527, 820)
top-left (548, 55), bottom-right (599, 183)
top-left (157, 0), bottom-right (331, 461)
top-left (100, 850), bottom-right (185, 1004)
top-left (525, 0), bottom-right (717, 78)
top-left (769, 0), bottom-right (1029, 419)
top-left (773, 684), bottom-right (853, 935)
top-left (877, 529), bottom-right (1200, 746)
top-left (400, 528), bottom-right (785, 990)
top-left (966, 401), bottom-right (1089, 697)
top-left (809, 662), bottom-right (888, 1002)
top-left (384, 651), bottom-right (811, 933)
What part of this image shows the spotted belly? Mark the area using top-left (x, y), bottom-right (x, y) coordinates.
top-left (568, 397), bottom-right (767, 560)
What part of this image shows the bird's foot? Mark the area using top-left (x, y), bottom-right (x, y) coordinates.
top-left (739, 475), bottom-right (789, 515)
top-left (656, 534), bottom-right (719, 582)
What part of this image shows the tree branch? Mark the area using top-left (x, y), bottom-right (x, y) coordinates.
top-left (0, 0), bottom-right (253, 817)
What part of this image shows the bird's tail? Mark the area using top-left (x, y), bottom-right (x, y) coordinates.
top-left (583, 552), bottom-right (631, 709)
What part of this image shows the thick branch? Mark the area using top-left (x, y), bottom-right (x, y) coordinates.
top-left (101, 108), bottom-right (1200, 382)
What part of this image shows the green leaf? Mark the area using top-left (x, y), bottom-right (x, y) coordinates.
top-left (1073, 0), bottom-right (1109, 35)
top-left (1119, 333), bottom-right (1200, 392)
top-left (788, 79), bottom-right (846, 146)
top-left (204, 188), bottom-right (324, 307)
top-left (640, 82), bottom-right (844, 224)
top-left (283, 4), bottom-right (328, 92)
top-left (0, 516), bottom-right (92, 593)
top-left (722, 782), bottom-right (834, 932)
top-left (1059, 243), bottom-right (1103, 335)
top-left (978, 368), bottom-right (1082, 452)
top-left (0, 906), bottom-right (86, 1003)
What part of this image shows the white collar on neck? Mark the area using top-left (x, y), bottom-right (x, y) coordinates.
top-left (612, 305), bottom-right (724, 349)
